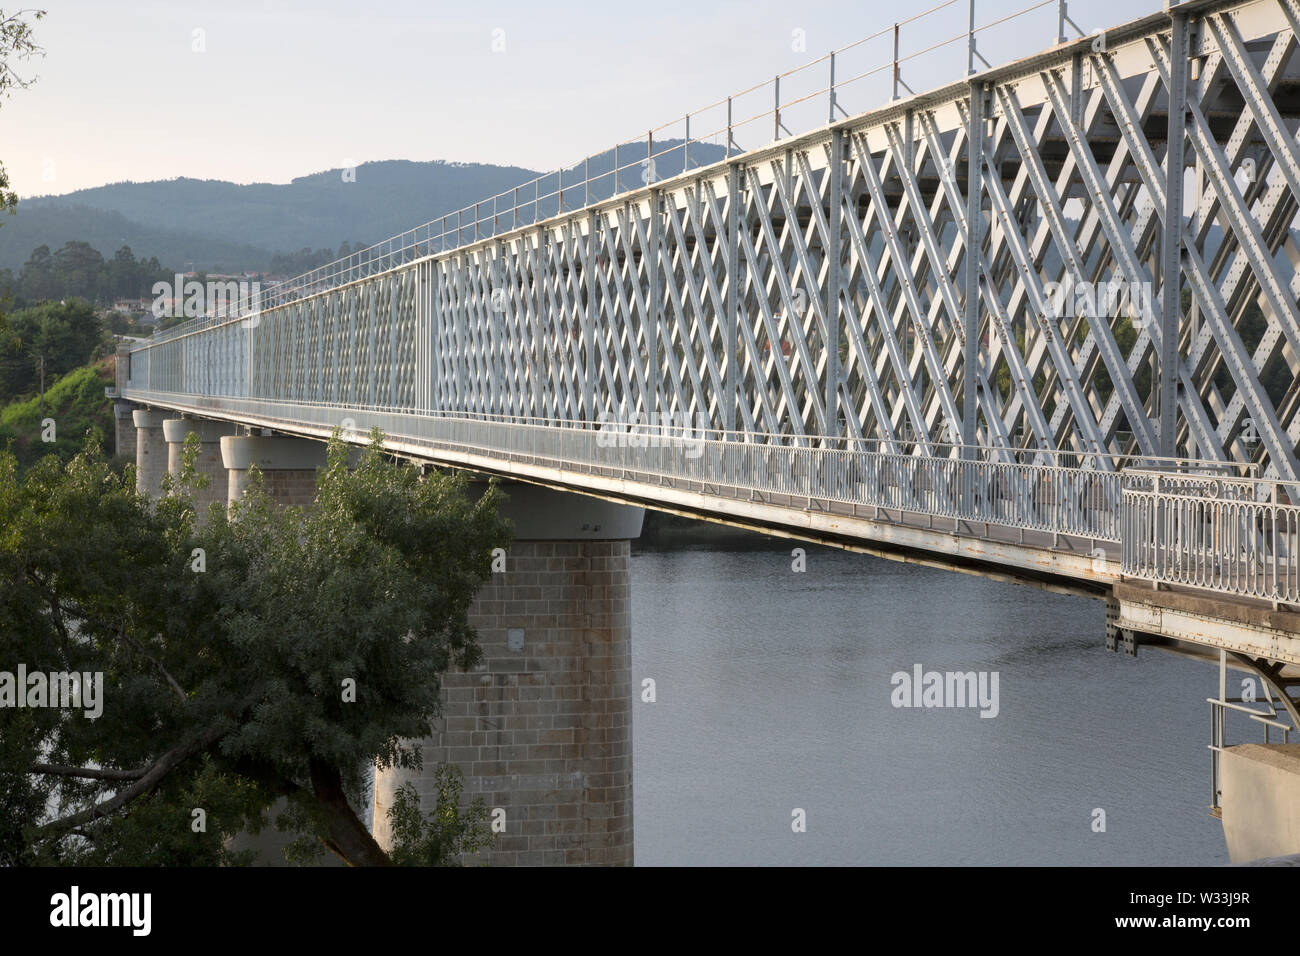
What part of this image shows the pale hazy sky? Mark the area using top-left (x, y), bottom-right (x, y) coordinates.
top-left (1, 0), bottom-right (1156, 198)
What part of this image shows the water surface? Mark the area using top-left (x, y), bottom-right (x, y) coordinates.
top-left (630, 544), bottom-right (1227, 866)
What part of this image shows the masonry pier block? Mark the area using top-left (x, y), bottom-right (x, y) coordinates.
top-left (219, 431), bottom-right (341, 865)
top-left (373, 483), bottom-right (644, 866)
top-left (114, 402), bottom-right (138, 461)
top-left (163, 418), bottom-right (237, 515)
top-left (1220, 744), bottom-right (1300, 863)
top-left (132, 408), bottom-right (170, 498)
top-left (219, 434), bottom-right (331, 508)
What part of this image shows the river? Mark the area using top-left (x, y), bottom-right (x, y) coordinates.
top-left (629, 539), bottom-right (1228, 866)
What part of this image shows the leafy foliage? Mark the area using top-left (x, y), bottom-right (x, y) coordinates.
top-left (0, 299), bottom-right (108, 403)
top-left (0, 8), bottom-right (44, 220)
top-left (386, 768), bottom-right (493, 866)
top-left (0, 360), bottom-right (115, 471)
top-left (0, 430), bottom-right (511, 865)
top-left (5, 241), bottom-right (170, 305)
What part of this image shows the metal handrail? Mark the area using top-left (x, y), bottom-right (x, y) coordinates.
top-left (1122, 482), bottom-right (1300, 603)
top-left (120, 388), bottom-right (1128, 546)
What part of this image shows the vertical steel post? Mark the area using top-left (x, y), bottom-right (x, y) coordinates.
top-left (968, 0), bottom-right (977, 75)
top-left (726, 163), bottom-right (741, 435)
top-left (774, 75), bottom-right (781, 140)
top-left (727, 96), bottom-right (734, 158)
top-left (1071, 51), bottom-right (1083, 130)
top-left (684, 114), bottom-right (690, 171)
top-left (829, 51), bottom-right (837, 123)
top-left (1160, 9), bottom-right (1188, 457)
top-left (649, 189), bottom-right (661, 417)
top-left (827, 128), bottom-right (844, 438)
top-left (893, 23), bottom-right (901, 100)
top-left (963, 82), bottom-right (986, 454)
top-left (534, 227), bottom-right (544, 422)
top-left (585, 212), bottom-right (596, 423)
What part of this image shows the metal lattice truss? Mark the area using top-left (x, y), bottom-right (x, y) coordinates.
top-left (129, 0), bottom-right (1300, 481)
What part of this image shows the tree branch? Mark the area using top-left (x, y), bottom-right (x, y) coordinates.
top-left (29, 763), bottom-right (146, 781)
top-left (32, 724), bottom-right (228, 842)
top-left (116, 618), bottom-right (188, 705)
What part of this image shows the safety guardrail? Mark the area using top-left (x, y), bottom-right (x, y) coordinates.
top-left (1122, 471), bottom-right (1300, 604)
top-left (121, 390), bottom-right (1133, 544)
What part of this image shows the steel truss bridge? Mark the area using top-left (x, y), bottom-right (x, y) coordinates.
top-left (123, 0), bottom-right (1300, 717)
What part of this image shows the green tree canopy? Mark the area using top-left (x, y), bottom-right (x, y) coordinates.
top-left (0, 430), bottom-right (511, 865)
top-left (0, 298), bottom-right (105, 402)
top-left (0, 8), bottom-right (44, 219)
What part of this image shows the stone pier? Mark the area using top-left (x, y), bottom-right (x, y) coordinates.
top-left (373, 482), bottom-right (643, 866)
top-left (219, 431), bottom-right (338, 866)
top-left (163, 418), bottom-right (237, 515)
top-left (219, 434), bottom-right (329, 509)
top-left (114, 402), bottom-right (137, 462)
top-left (132, 408), bottom-right (170, 498)
top-left (1220, 744), bottom-right (1300, 862)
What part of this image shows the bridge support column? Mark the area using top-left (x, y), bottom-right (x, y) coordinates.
top-left (219, 434), bottom-right (329, 509)
top-left (163, 418), bottom-right (237, 515)
top-left (218, 431), bottom-right (341, 866)
top-left (132, 408), bottom-right (170, 498)
top-left (1219, 745), bottom-right (1300, 862)
top-left (373, 483), bottom-right (644, 866)
top-left (114, 402), bottom-right (137, 461)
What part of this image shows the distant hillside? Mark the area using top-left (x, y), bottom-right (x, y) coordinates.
top-left (0, 202), bottom-right (276, 274)
top-left (16, 160), bottom-right (541, 261)
top-left (0, 360), bottom-right (115, 473)
top-left (0, 140), bottom-right (725, 276)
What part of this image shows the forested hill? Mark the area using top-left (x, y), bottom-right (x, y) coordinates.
top-left (0, 142), bottom-right (724, 275)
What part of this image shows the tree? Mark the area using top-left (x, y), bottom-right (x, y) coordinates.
top-left (0, 9), bottom-right (44, 220)
top-left (17, 242), bottom-right (52, 301)
top-left (51, 240), bottom-right (104, 301)
top-left (108, 244), bottom-right (138, 299)
top-left (386, 768), bottom-right (493, 866)
top-left (0, 299), bottom-right (104, 402)
top-left (0, 430), bottom-right (512, 865)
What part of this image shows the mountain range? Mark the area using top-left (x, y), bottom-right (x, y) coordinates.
top-left (0, 139), bottom-right (724, 276)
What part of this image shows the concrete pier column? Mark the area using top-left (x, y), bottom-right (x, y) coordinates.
top-left (114, 402), bottom-right (138, 461)
top-left (219, 431), bottom-right (339, 866)
top-left (163, 418), bottom-right (237, 514)
top-left (132, 408), bottom-right (170, 498)
top-left (219, 434), bottom-right (329, 508)
top-left (373, 483), bottom-right (644, 866)
top-left (1220, 744), bottom-right (1300, 862)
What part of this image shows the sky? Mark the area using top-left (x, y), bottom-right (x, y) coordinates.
top-left (0, 0), bottom-right (1160, 198)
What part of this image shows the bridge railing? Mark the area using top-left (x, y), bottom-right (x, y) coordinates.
top-left (1121, 471), bottom-right (1300, 604)
top-left (120, 390), bottom-right (1135, 545)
